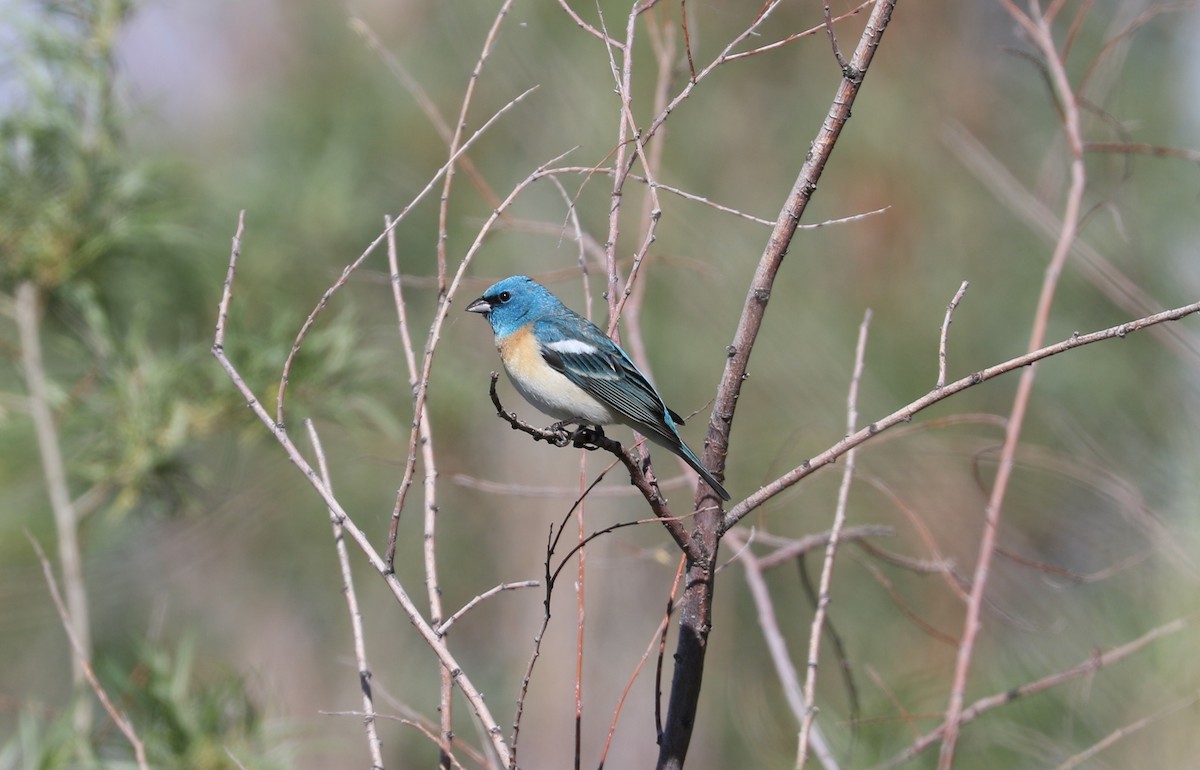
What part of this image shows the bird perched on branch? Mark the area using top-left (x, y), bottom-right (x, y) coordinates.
top-left (466, 275), bottom-right (730, 501)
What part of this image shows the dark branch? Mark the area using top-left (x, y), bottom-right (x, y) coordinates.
top-left (487, 373), bottom-right (701, 560)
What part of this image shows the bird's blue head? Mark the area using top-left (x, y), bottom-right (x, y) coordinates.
top-left (466, 275), bottom-right (562, 337)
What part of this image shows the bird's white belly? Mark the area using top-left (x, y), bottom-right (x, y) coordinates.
top-left (505, 363), bottom-right (615, 424)
top-left (497, 324), bottom-right (615, 424)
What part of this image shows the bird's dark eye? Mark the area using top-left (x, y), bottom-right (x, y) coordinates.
top-left (497, 291), bottom-right (512, 303)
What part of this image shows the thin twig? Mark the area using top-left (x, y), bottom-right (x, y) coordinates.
top-left (659, 5), bottom-right (899, 767)
top-left (599, 555), bottom-right (686, 767)
top-left (597, 1), bottom-right (635, 326)
top-left (383, 214), bottom-right (452, 768)
top-left (938, 4), bottom-right (1088, 764)
top-left (400, 144), bottom-right (578, 520)
top-left (275, 85), bottom-right (539, 429)
top-left (212, 217), bottom-right (514, 769)
top-left (797, 309), bottom-right (871, 767)
top-left (16, 281), bottom-right (92, 731)
top-left (388, 145), bottom-right (576, 567)
top-left (383, 216), bottom-right (430, 569)
top-left (645, 0), bottom-right (790, 143)
top-left (347, 15), bottom-right (501, 209)
top-left (510, 470), bottom-right (684, 767)
top-left (487, 374), bottom-right (702, 560)
top-left (305, 420), bottom-right (385, 769)
top-left (750, 525), bottom-right (895, 570)
top-left (823, 0), bottom-right (851, 72)
top-left (611, 2), bottom-right (675, 359)
top-left (726, 530), bottom-right (842, 770)
top-left (875, 616), bottom-right (1191, 769)
top-left (1083, 141), bottom-right (1200, 162)
top-left (721, 300), bottom-right (1200, 532)
top-left (1053, 689), bottom-right (1200, 770)
top-left (942, 123), bottom-right (1200, 365)
top-left (726, 1), bottom-right (876, 62)
top-left (511, 535), bottom-right (550, 769)
top-left (681, 0), bottom-right (696, 80)
top-left (321, 711), bottom-right (472, 770)
top-left (436, 0), bottom-right (515, 294)
top-left (451, 472), bottom-right (692, 496)
top-left (28, 534), bottom-right (148, 770)
top-left (555, 0), bottom-right (624, 47)
top-left (542, 166), bottom-right (889, 229)
top-left (937, 281), bottom-right (969, 389)
top-left (573, 453), bottom-right (587, 770)
top-left (436, 581), bottom-right (541, 636)
top-left (604, 2), bottom-right (667, 335)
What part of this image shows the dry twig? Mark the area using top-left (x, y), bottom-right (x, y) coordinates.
top-left (213, 213), bottom-right (514, 768)
top-left (28, 535), bottom-right (148, 770)
top-left (938, 4), bottom-right (1088, 764)
top-left (305, 420), bottom-right (385, 769)
top-left (797, 310), bottom-right (872, 767)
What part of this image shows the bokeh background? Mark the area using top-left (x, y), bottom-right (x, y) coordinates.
top-left (3, 0), bottom-right (1199, 768)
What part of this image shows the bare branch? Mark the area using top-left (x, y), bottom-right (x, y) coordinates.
top-left (599, 557), bottom-right (686, 768)
top-left (748, 525), bottom-right (895, 571)
top-left (876, 616), bottom-right (1191, 770)
top-left (1054, 689), bottom-right (1200, 770)
top-left (321, 711), bottom-right (472, 770)
top-left (938, 4), bottom-right (1088, 763)
top-left (436, 581), bottom-right (541, 636)
top-left (275, 85), bottom-right (539, 428)
top-left (28, 534), bottom-right (147, 770)
top-left (722, 299), bottom-right (1200, 532)
top-left (487, 373), bottom-right (702, 560)
top-left (937, 281), bottom-right (969, 389)
top-left (658, 5), bottom-right (899, 766)
top-left (726, 530), bottom-right (842, 770)
top-left (450, 472), bottom-right (692, 497)
top-left (1083, 141), bottom-right (1200, 162)
top-left (822, 0), bottom-right (851, 73)
top-left (942, 123), bottom-right (1200, 365)
top-left (382, 212), bottom-right (451, 766)
top-left (555, 0), bottom-right (625, 48)
top-left (16, 281), bottom-right (92, 731)
top-left (436, 0), bottom-right (516, 294)
top-left (212, 217), bottom-right (514, 768)
top-left (305, 420), bottom-right (384, 769)
top-left (798, 309), bottom-right (872, 767)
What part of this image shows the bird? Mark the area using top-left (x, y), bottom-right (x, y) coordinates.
top-left (466, 275), bottom-right (730, 501)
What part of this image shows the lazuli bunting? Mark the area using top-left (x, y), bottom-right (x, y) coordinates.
top-left (466, 275), bottom-right (730, 501)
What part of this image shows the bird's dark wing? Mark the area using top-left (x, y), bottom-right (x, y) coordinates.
top-left (534, 312), bottom-right (730, 501)
top-left (534, 314), bottom-right (684, 433)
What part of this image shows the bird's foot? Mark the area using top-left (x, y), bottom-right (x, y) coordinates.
top-left (544, 421), bottom-right (574, 447)
top-left (569, 425), bottom-right (607, 450)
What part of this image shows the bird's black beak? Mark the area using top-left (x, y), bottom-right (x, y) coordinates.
top-left (465, 296), bottom-right (491, 315)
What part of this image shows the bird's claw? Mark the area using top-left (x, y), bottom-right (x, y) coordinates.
top-left (544, 421), bottom-right (573, 447)
top-left (569, 425), bottom-right (605, 450)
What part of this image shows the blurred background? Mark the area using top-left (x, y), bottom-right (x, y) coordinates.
top-left (2, 0), bottom-right (1199, 767)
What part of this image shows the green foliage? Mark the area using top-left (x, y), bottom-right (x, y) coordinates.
top-left (0, 0), bottom-right (139, 289)
top-left (0, 639), bottom-right (280, 770)
top-left (115, 638), bottom-right (276, 770)
top-left (0, 0), bottom-right (239, 522)
top-left (1, 4), bottom-right (278, 761)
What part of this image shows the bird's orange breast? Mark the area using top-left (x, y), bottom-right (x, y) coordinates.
top-left (495, 324), bottom-right (614, 424)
